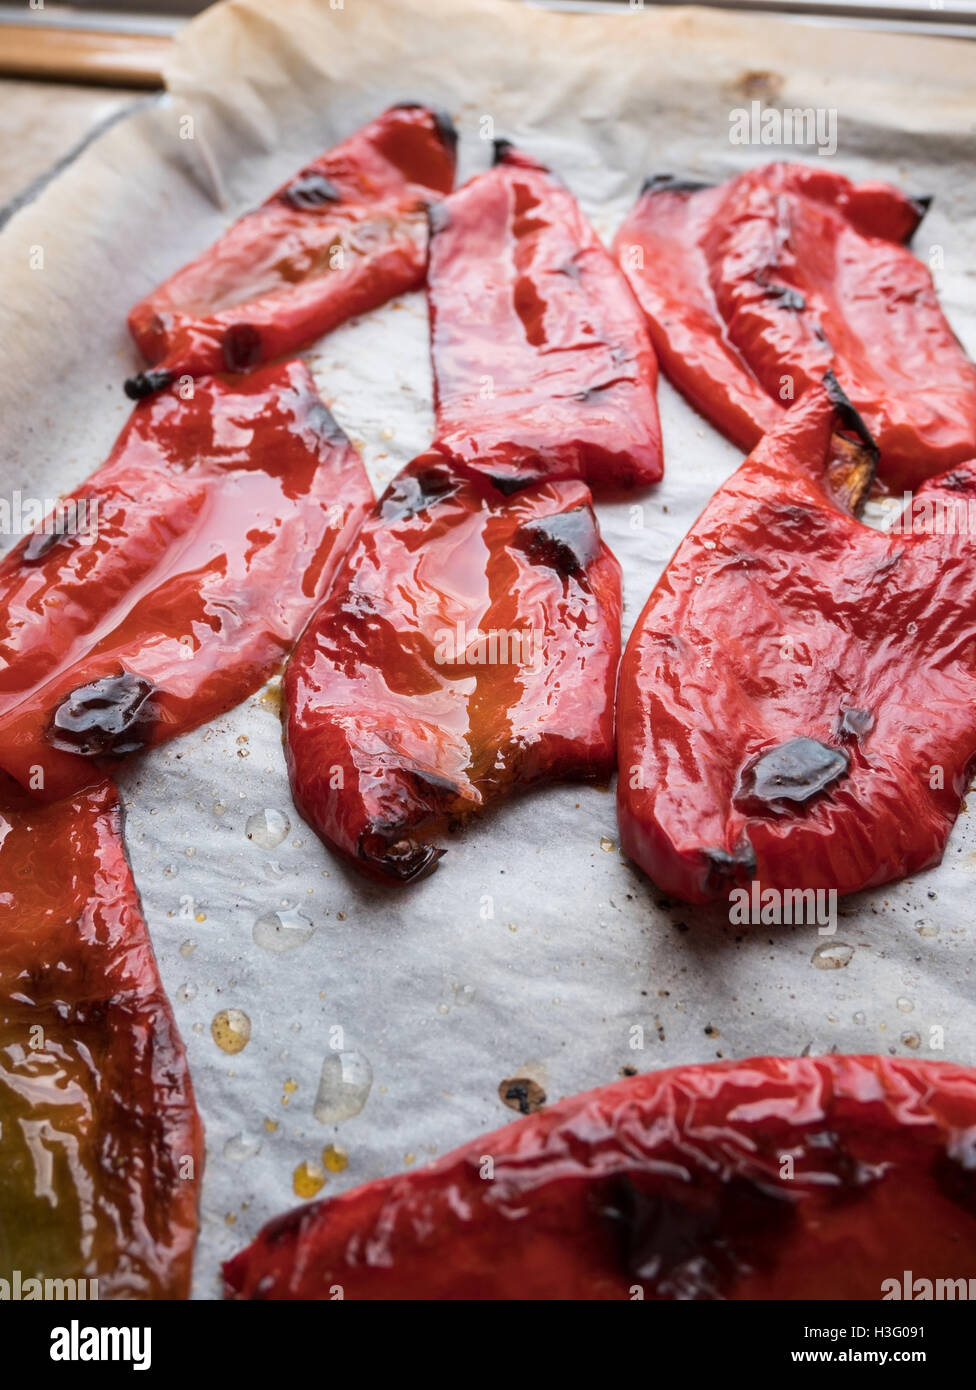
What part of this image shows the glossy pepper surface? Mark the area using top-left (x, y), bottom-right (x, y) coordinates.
top-left (428, 143), bottom-right (662, 493)
top-left (126, 104), bottom-right (456, 394)
top-left (284, 452), bottom-right (621, 882)
top-left (0, 781), bottom-right (202, 1299)
top-left (224, 1054), bottom-right (976, 1300)
top-left (0, 360), bottom-right (372, 802)
top-left (617, 379), bottom-right (976, 903)
top-left (614, 163), bottom-right (976, 489)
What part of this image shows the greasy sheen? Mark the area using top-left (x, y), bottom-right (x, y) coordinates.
top-left (126, 104), bottom-right (456, 388)
top-left (614, 163), bottom-right (976, 489)
top-left (0, 782), bottom-right (202, 1298)
top-left (0, 361), bottom-right (373, 801)
top-left (429, 144), bottom-right (662, 492)
top-left (284, 452), bottom-right (621, 882)
top-left (224, 1055), bottom-right (976, 1300)
top-left (618, 382), bottom-right (976, 902)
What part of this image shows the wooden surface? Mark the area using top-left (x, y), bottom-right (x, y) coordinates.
top-left (0, 23), bottom-right (169, 88)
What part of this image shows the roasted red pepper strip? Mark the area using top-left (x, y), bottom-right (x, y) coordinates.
top-left (125, 104), bottom-right (456, 395)
top-left (617, 377), bottom-right (976, 903)
top-left (0, 360), bottom-right (372, 802)
top-left (224, 1054), bottom-right (976, 1300)
top-left (0, 781), bottom-right (202, 1298)
top-left (428, 143), bottom-right (662, 492)
top-left (284, 452), bottom-right (621, 882)
top-left (614, 163), bottom-right (976, 489)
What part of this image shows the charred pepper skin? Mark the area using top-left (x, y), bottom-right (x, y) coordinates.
top-left (284, 452), bottom-right (621, 882)
top-left (0, 361), bottom-right (373, 802)
top-left (0, 782), bottom-right (202, 1299)
top-left (428, 144), bottom-right (663, 493)
top-left (224, 1054), bottom-right (976, 1301)
top-left (126, 104), bottom-right (457, 390)
top-left (617, 380), bottom-right (976, 903)
top-left (614, 162), bottom-right (976, 489)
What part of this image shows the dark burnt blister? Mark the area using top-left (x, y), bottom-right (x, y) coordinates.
top-left (598, 1173), bottom-right (796, 1299)
top-left (737, 736), bottom-right (849, 813)
top-left (837, 707), bottom-right (875, 741)
top-left (282, 173), bottom-right (342, 210)
top-left (301, 397), bottom-right (352, 450)
top-left (764, 283), bottom-right (806, 312)
top-left (222, 323), bottom-right (263, 373)
top-left (641, 173), bottom-right (713, 197)
top-left (905, 194), bottom-right (933, 241)
top-left (703, 838), bottom-right (757, 889)
top-left (516, 507), bottom-right (600, 578)
top-left (378, 465), bottom-right (461, 521)
top-left (48, 672), bottom-right (156, 758)
top-left (358, 830), bottom-right (444, 883)
top-left (123, 369), bottom-right (175, 401)
top-left (822, 369), bottom-right (880, 465)
top-left (21, 529), bottom-right (67, 565)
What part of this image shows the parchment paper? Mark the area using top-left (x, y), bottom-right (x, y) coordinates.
top-left (2, 0), bottom-right (975, 1300)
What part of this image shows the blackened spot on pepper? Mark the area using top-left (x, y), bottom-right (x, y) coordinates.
top-left (492, 138), bottom-right (516, 166)
top-left (837, 707), bottom-right (875, 741)
top-left (303, 398), bottom-right (351, 449)
top-left (738, 737), bottom-right (849, 811)
top-left (282, 173), bottom-right (341, 209)
top-left (703, 839), bottom-right (757, 889)
top-left (222, 323), bottom-right (263, 373)
top-left (22, 530), bottom-right (64, 564)
top-left (907, 194), bottom-right (933, 239)
top-left (499, 1077), bottom-right (546, 1115)
top-left (516, 507), bottom-right (599, 577)
top-left (379, 466), bottom-right (460, 520)
top-left (48, 672), bottom-right (156, 758)
top-left (123, 369), bottom-right (174, 400)
top-left (392, 101), bottom-right (458, 154)
top-left (641, 173), bottom-right (712, 196)
top-left (823, 370), bottom-right (879, 464)
top-left (598, 1173), bottom-right (796, 1299)
top-left (488, 471), bottom-right (537, 496)
top-left (359, 831), bottom-right (444, 883)
top-left (766, 284), bottom-right (805, 311)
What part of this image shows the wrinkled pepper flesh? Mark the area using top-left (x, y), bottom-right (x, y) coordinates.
top-left (285, 452), bottom-right (621, 882)
top-left (617, 377), bottom-right (976, 903)
top-left (224, 1054), bottom-right (976, 1300)
top-left (429, 143), bottom-right (662, 493)
top-left (126, 103), bottom-right (456, 394)
top-left (0, 360), bottom-right (372, 803)
top-left (0, 781), bottom-right (202, 1298)
top-left (614, 163), bottom-right (976, 489)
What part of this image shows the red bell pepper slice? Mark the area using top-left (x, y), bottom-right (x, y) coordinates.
top-left (0, 781), bottom-right (202, 1299)
top-left (428, 143), bottom-right (663, 492)
top-left (614, 163), bottom-right (976, 489)
top-left (223, 1054), bottom-right (976, 1300)
top-left (617, 376), bottom-right (976, 902)
top-left (284, 451), bottom-right (621, 882)
top-left (0, 360), bottom-right (372, 803)
top-left (125, 104), bottom-right (456, 395)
